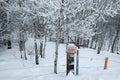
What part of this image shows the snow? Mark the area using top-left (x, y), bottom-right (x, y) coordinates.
top-left (0, 38), bottom-right (120, 80)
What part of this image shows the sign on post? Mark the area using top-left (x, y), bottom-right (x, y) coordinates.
top-left (66, 44), bottom-right (78, 75)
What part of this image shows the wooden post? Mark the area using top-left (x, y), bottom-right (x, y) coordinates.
top-left (76, 50), bottom-right (79, 75)
top-left (104, 57), bottom-right (108, 70)
top-left (66, 52), bottom-right (68, 75)
top-left (76, 37), bottom-right (79, 75)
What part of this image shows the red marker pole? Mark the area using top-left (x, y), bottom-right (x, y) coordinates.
top-left (104, 57), bottom-right (109, 70)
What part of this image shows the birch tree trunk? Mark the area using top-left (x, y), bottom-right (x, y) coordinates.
top-left (54, 18), bottom-right (60, 74)
top-left (54, 35), bottom-right (59, 74)
top-left (42, 33), bottom-right (47, 58)
top-left (23, 32), bottom-right (27, 60)
top-left (19, 29), bottom-right (27, 60)
top-left (54, 0), bottom-right (64, 74)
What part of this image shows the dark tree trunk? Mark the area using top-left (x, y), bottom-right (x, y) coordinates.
top-left (94, 34), bottom-right (98, 49)
top-left (83, 39), bottom-right (86, 47)
top-left (4, 39), bottom-right (7, 46)
top-left (79, 38), bottom-right (82, 46)
top-left (97, 46), bottom-right (101, 54)
top-left (97, 34), bottom-right (105, 54)
top-left (94, 41), bottom-right (97, 49)
top-left (19, 41), bottom-right (23, 58)
top-left (90, 37), bottom-right (94, 48)
top-left (34, 22), bottom-right (39, 65)
top-left (77, 37), bottom-right (80, 48)
top-left (8, 40), bottom-right (11, 49)
top-left (40, 42), bottom-right (43, 58)
top-left (97, 32), bottom-right (105, 54)
top-left (23, 42), bottom-right (27, 60)
top-left (35, 41), bottom-right (39, 65)
top-left (86, 39), bottom-right (89, 48)
top-left (111, 29), bottom-right (119, 53)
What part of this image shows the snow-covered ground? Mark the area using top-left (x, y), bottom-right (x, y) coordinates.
top-left (0, 38), bottom-right (120, 80)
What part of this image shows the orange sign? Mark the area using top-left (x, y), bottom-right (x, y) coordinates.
top-left (67, 48), bottom-right (76, 54)
top-left (67, 45), bottom-right (76, 54)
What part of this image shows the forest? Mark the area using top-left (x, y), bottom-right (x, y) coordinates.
top-left (0, 0), bottom-right (120, 75)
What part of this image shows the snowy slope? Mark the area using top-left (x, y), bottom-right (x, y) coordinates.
top-left (0, 38), bottom-right (120, 80)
